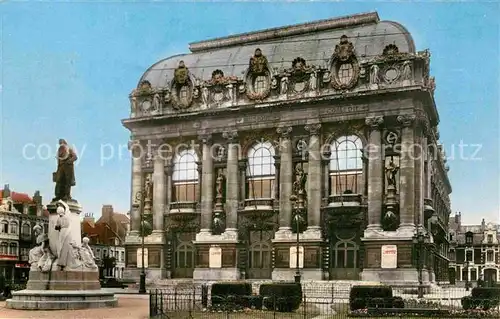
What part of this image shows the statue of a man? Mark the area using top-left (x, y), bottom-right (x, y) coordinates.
top-left (53, 139), bottom-right (77, 201)
top-left (385, 160), bottom-right (400, 188)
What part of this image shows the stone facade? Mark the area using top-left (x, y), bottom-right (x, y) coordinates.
top-left (122, 12), bottom-right (452, 285)
top-left (449, 214), bottom-right (500, 286)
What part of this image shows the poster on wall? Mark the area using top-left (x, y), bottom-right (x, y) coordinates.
top-left (381, 245), bottom-right (397, 269)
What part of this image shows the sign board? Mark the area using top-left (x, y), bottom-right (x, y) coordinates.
top-left (209, 246), bottom-right (222, 268)
top-left (137, 248), bottom-right (149, 268)
top-left (381, 245), bottom-right (397, 269)
top-left (289, 246), bottom-right (304, 269)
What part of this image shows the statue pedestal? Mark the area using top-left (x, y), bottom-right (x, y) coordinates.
top-left (6, 199), bottom-right (118, 310)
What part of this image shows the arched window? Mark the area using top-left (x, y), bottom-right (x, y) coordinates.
top-left (0, 221), bottom-right (8, 233)
top-left (334, 241), bottom-right (359, 268)
top-left (0, 242), bottom-right (7, 255)
top-left (172, 149), bottom-right (199, 202)
top-left (9, 242), bottom-right (18, 256)
top-left (22, 223), bottom-right (31, 236)
top-left (247, 142), bottom-right (275, 199)
top-left (329, 135), bottom-right (363, 195)
top-left (9, 222), bottom-right (18, 234)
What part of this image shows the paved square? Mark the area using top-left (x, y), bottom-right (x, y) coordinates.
top-left (0, 295), bottom-right (149, 319)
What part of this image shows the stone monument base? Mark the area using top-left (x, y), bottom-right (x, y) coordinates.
top-left (6, 290), bottom-right (118, 310)
top-left (26, 270), bottom-right (100, 290)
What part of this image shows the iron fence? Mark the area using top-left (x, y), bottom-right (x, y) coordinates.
top-left (149, 284), bottom-right (500, 319)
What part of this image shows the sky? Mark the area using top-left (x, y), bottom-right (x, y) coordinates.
top-left (0, 1), bottom-right (498, 225)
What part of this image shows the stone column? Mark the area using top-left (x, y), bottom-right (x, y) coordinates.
top-left (364, 116), bottom-right (384, 233)
top-left (129, 140), bottom-right (143, 234)
top-left (199, 134), bottom-right (214, 233)
top-left (398, 114), bottom-right (417, 232)
top-left (222, 130), bottom-right (239, 235)
top-left (305, 123), bottom-right (322, 235)
top-left (276, 126), bottom-right (293, 234)
top-left (165, 161), bottom-right (173, 210)
top-left (239, 160), bottom-right (247, 204)
top-left (153, 147), bottom-right (166, 232)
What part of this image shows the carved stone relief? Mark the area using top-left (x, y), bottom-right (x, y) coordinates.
top-left (245, 48), bottom-right (272, 100)
top-left (330, 35), bottom-right (360, 90)
top-left (171, 61), bottom-right (194, 110)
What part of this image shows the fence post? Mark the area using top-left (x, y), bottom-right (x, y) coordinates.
top-left (303, 293), bottom-right (307, 319)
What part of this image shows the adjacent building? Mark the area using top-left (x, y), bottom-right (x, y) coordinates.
top-left (81, 205), bottom-right (128, 279)
top-left (449, 212), bottom-right (500, 286)
top-left (122, 12), bottom-right (452, 286)
top-left (0, 185), bottom-right (48, 282)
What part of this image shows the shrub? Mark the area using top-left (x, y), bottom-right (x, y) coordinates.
top-left (392, 296), bottom-right (404, 309)
top-left (259, 282), bottom-right (302, 312)
top-left (210, 282), bottom-right (252, 310)
top-left (463, 287), bottom-right (500, 310)
top-left (349, 285), bottom-right (393, 311)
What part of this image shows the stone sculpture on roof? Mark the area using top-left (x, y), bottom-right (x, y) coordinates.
top-left (171, 60), bottom-right (194, 110)
top-left (246, 48), bottom-right (272, 100)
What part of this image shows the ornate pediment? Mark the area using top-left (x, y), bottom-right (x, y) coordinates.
top-left (245, 48), bottom-right (272, 100)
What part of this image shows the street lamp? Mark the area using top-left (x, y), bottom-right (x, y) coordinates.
top-left (135, 189), bottom-right (152, 294)
top-left (413, 229), bottom-right (427, 298)
top-left (290, 194), bottom-right (304, 284)
top-left (464, 261), bottom-right (470, 291)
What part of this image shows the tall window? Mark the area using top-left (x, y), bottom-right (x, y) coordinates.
top-left (334, 241), bottom-right (359, 268)
top-left (9, 222), bottom-right (18, 234)
top-left (0, 242), bottom-right (7, 255)
top-left (487, 234), bottom-right (493, 243)
top-left (247, 142), bottom-right (275, 199)
top-left (9, 243), bottom-right (17, 256)
top-left (1, 221), bottom-right (7, 233)
top-left (465, 232), bottom-right (473, 246)
top-left (329, 135), bottom-right (363, 195)
top-left (172, 149), bottom-right (199, 202)
top-left (22, 223), bottom-right (31, 236)
top-left (487, 250), bottom-right (494, 262)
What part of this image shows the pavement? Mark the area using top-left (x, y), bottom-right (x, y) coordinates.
top-left (0, 294), bottom-right (150, 319)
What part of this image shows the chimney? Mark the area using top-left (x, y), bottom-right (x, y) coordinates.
top-left (2, 184), bottom-right (10, 198)
top-left (481, 218), bottom-right (486, 230)
top-left (102, 205), bottom-right (114, 220)
top-left (455, 212), bottom-right (461, 226)
top-left (83, 212), bottom-right (95, 223)
top-left (33, 190), bottom-right (43, 216)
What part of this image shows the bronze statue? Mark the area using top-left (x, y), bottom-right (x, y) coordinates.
top-left (53, 139), bottom-right (77, 201)
top-left (385, 159), bottom-right (399, 188)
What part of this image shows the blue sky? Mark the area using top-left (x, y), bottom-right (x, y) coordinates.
top-left (0, 1), bottom-right (498, 224)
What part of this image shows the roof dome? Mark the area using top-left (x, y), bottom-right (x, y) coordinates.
top-left (138, 12), bottom-right (415, 89)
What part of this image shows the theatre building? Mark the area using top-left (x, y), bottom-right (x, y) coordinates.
top-left (123, 12), bottom-right (452, 286)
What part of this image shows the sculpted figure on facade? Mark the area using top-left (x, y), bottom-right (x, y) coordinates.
top-left (280, 76), bottom-right (288, 94)
top-left (249, 48), bottom-right (268, 75)
top-left (369, 64), bottom-right (380, 85)
top-left (201, 86), bottom-right (210, 107)
top-left (401, 60), bottom-right (412, 81)
top-left (216, 170), bottom-right (225, 200)
top-left (293, 166), bottom-right (307, 196)
top-left (385, 159), bottom-right (400, 189)
top-left (309, 70), bottom-right (318, 91)
top-left (53, 139), bottom-right (78, 202)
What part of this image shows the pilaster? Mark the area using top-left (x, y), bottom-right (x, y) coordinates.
top-left (198, 133), bottom-right (214, 233)
top-left (364, 116), bottom-right (384, 236)
top-left (129, 140), bottom-right (142, 234)
top-left (304, 123), bottom-right (322, 238)
top-left (397, 114), bottom-right (417, 233)
top-left (275, 126), bottom-right (293, 238)
top-left (152, 144), bottom-right (166, 233)
top-left (222, 129), bottom-right (239, 234)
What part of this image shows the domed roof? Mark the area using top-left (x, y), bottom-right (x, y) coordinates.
top-left (139, 12), bottom-right (415, 89)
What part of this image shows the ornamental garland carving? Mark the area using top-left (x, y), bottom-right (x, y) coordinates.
top-left (330, 35), bottom-right (360, 90)
top-left (170, 61), bottom-right (194, 110)
top-left (245, 48), bottom-right (272, 100)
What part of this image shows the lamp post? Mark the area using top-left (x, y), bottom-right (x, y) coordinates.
top-left (290, 194), bottom-right (303, 284)
top-left (135, 189), bottom-right (151, 294)
top-left (464, 261), bottom-right (470, 291)
top-left (413, 229), bottom-right (426, 298)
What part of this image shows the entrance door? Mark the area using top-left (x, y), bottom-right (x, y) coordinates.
top-left (484, 268), bottom-right (497, 287)
top-left (172, 232), bottom-right (195, 278)
top-left (247, 230), bottom-right (273, 279)
top-left (329, 231), bottom-right (360, 280)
